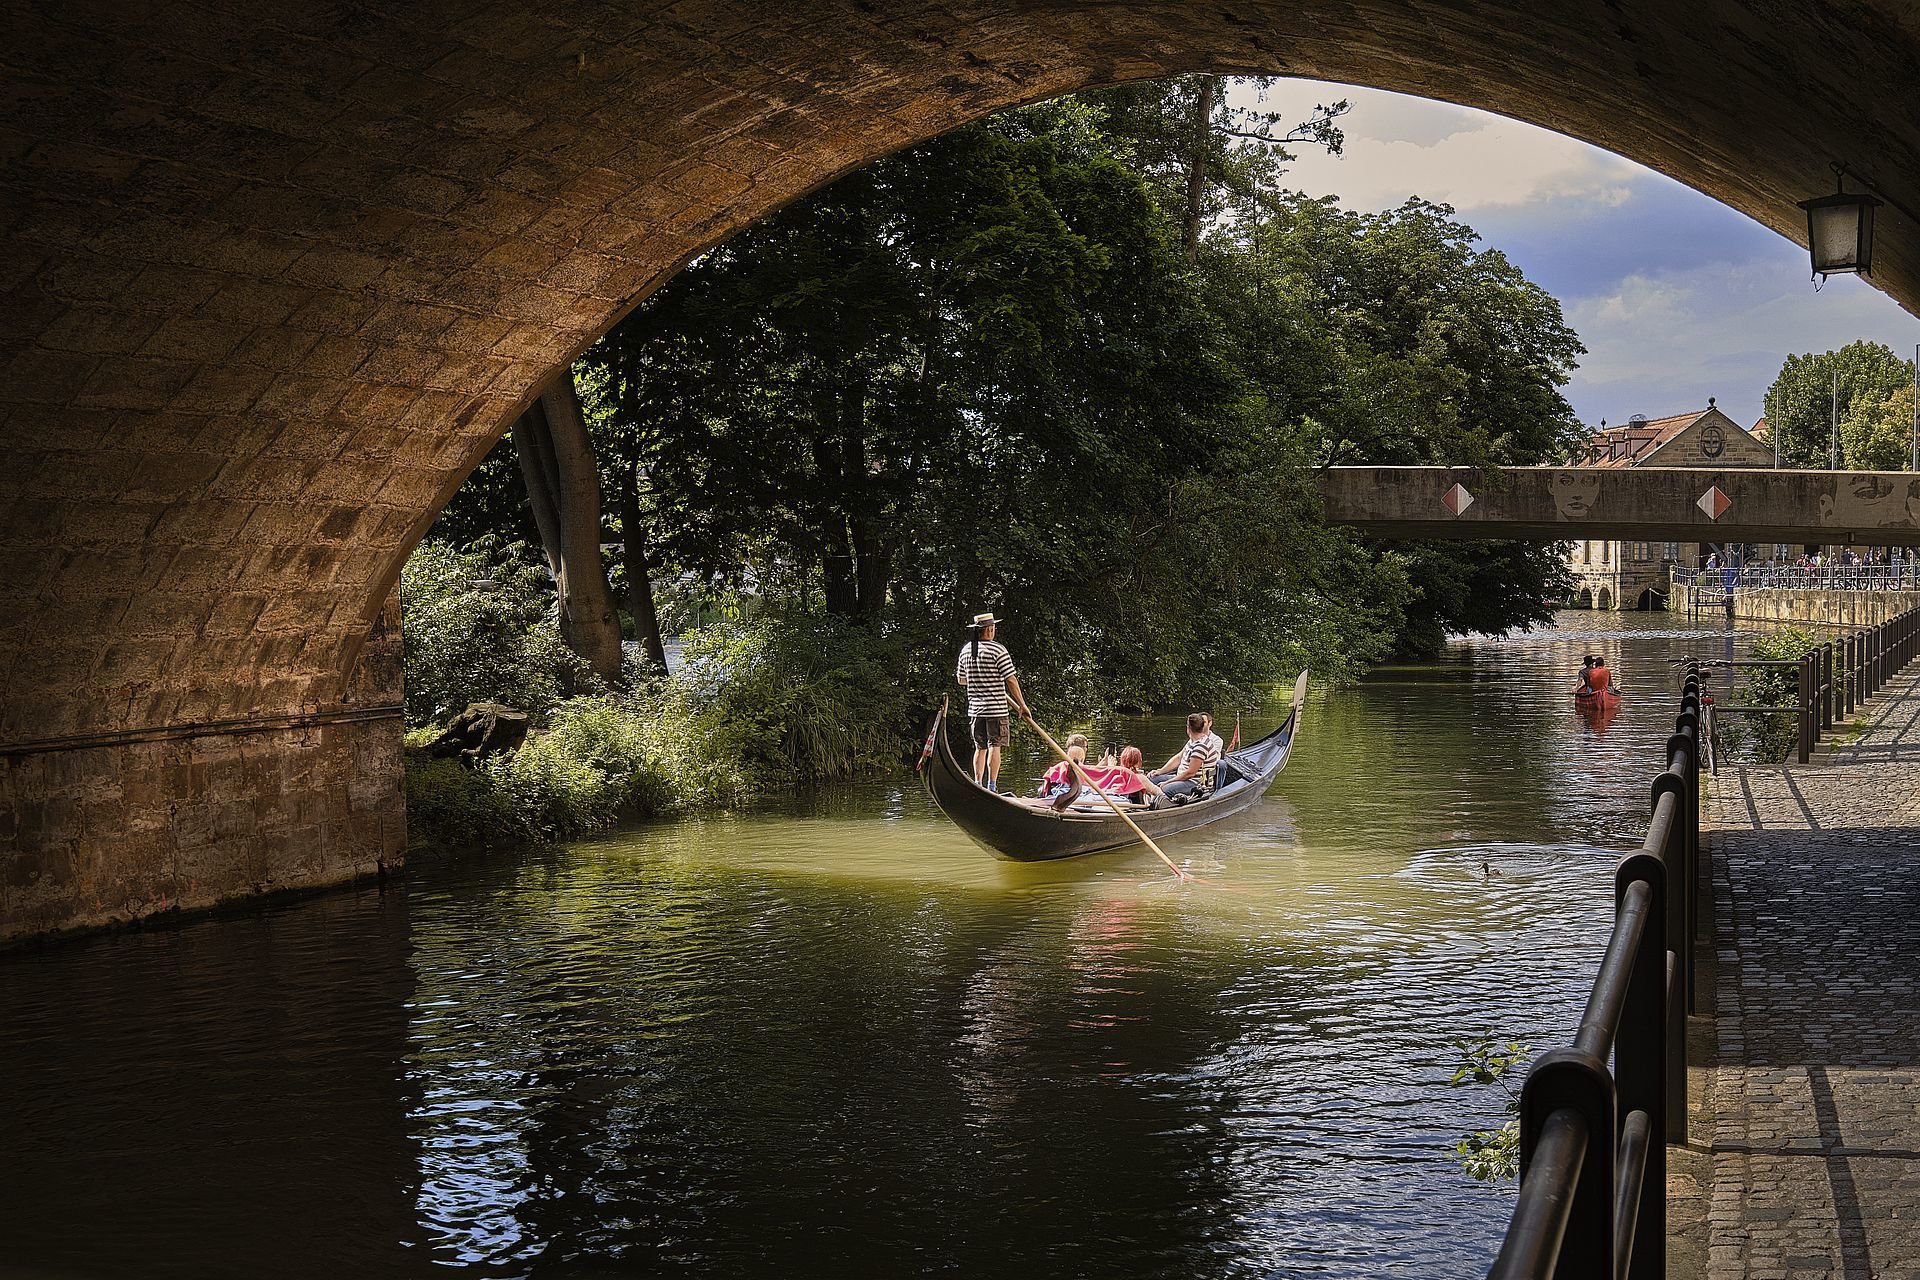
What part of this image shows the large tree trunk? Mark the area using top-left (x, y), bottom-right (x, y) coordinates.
top-left (512, 369), bottom-right (626, 684)
top-left (616, 455), bottom-right (669, 671)
top-left (1181, 76), bottom-right (1217, 261)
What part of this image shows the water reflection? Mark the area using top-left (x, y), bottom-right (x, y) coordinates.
top-left (0, 612), bottom-right (1752, 1278)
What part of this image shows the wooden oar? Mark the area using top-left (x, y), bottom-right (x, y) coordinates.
top-left (1023, 712), bottom-right (1189, 881)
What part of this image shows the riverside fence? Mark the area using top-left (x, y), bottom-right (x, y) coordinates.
top-left (1489, 672), bottom-right (1702, 1280)
top-left (1707, 606), bottom-right (1920, 763)
top-left (1492, 606), bottom-right (1920, 1278)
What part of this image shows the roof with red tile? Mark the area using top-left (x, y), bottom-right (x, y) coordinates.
top-left (1574, 410), bottom-right (1712, 468)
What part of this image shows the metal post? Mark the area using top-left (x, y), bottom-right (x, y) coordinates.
top-left (1798, 654), bottom-right (1815, 763)
top-left (1822, 642), bottom-right (1836, 730)
top-left (1845, 633), bottom-right (1857, 715)
top-left (1512, 1051), bottom-right (1616, 1280)
top-left (1613, 857), bottom-right (1669, 1280)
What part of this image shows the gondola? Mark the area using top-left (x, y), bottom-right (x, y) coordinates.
top-left (924, 673), bottom-right (1307, 862)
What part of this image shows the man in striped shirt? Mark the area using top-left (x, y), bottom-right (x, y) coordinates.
top-left (955, 612), bottom-right (1029, 791)
top-left (1151, 713), bottom-right (1223, 802)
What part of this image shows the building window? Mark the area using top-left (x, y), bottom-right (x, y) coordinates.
top-left (1601, 541), bottom-right (1611, 565)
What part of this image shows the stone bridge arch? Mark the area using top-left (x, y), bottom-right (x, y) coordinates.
top-left (5, 1), bottom-right (1919, 939)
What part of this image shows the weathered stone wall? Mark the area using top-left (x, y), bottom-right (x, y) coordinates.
top-left (1, 594), bottom-right (403, 945)
top-left (1669, 582), bottom-right (1920, 627)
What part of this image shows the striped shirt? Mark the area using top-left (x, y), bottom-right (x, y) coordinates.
top-left (955, 639), bottom-right (1016, 717)
top-left (1180, 732), bottom-right (1223, 789)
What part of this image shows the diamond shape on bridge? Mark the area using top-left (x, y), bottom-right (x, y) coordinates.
top-left (1442, 483), bottom-right (1475, 516)
top-left (1696, 485), bottom-right (1731, 520)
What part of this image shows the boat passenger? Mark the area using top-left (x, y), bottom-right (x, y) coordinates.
top-left (1039, 734), bottom-right (1090, 797)
top-left (1151, 713), bottom-right (1223, 802)
top-left (1112, 746), bottom-right (1167, 806)
top-left (1587, 657), bottom-right (1614, 698)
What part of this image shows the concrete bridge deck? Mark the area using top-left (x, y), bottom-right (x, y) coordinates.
top-left (1697, 669), bottom-right (1920, 1277)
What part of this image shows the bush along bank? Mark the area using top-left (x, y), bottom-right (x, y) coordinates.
top-left (401, 544), bottom-right (915, 853)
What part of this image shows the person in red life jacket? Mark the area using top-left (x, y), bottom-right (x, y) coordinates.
top-left (1577, 654), bottom-right (1616, 701)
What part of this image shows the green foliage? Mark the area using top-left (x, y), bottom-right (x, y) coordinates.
top-left (400, 540), bottom-right (590, 727)
top-left (1763, 341), bottom-right (1915, 470)
top-left (568, 85), bottom-right (1584, 705)
top-left (1449, 1035), bottom-right (1531, 1184)
top-left (1719, 627), bottom-right (1824, 763)
top-left (1841, 383), bottom-right (1919, 472)
top-left (399, 610), bottom-right (909, 851)
top-left (402, 748), bottom-right (511, 853)
top-left (648, 613), bottom-right (912, 805)
top-left (483, 697), bottom-right (675, 841)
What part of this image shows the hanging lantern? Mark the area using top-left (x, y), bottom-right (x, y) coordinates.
top-left (1798, 180), bottom-right (1881, 278)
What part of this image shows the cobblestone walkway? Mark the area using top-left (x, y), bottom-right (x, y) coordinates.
top-left (1707, 669), bottom-right (1920, 1279)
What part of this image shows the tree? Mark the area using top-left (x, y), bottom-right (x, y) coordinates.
top-left (511, 371), bottom-right (625, 684)
top-left (1840, 383), bottom-right (1919, 472)
top-left (1091, 76), bottom-right (1348, 259)
top-left (1762, 341), bottom-right (1914, 469)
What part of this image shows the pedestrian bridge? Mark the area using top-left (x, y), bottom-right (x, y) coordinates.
top-left (1321, 467), bottom-right (1920, 547)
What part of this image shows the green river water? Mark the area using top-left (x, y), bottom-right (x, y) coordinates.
top-left (0, 611), bottom-right (1753, 1279)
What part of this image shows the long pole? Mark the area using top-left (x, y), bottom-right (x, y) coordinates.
top-left (1831, 365), bottom-right (1840, 470)
top-left (1910, 343), bottom-right (1917, 472)
top-left (1024, 712), bottom-right (1188, 880)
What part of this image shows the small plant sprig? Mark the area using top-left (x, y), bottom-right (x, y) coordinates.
top-left (1448, 1034), bottom-right (1531, 1184)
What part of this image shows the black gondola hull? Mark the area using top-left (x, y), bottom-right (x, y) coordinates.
top-left (923, 677), bottom-right (1305, 862)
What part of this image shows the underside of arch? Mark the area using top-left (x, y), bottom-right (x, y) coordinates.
top-left (3, 0), bottom-right (1918, 937)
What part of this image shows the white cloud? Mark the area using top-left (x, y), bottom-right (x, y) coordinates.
top-left (1236, 81), bottom-right (1640, 213)
top-left (1566, 261), bottom-right (1916, 428)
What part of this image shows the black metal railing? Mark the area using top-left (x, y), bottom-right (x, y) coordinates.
top-left (1489, 672), bottom-right (1700, 1280)
top-left (1708, 606), bottom-right (1920, 763)
top-left (1494, 611), bottom-right (1920, 1278)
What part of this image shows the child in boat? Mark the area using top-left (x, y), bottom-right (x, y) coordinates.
top-left (1038, 734), bottom-right (1090, 796)
top-left (1109, 746), bottom-right (1166, 806)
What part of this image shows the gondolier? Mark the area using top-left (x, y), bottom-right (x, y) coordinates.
top-left (955, 612), bottom-right (1030, 792)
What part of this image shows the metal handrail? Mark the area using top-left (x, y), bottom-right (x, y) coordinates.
top-left (1490, 675), bottom-right (1698, 1280)
top-left (1494, 606), bottom-right (1920, 1278)
top-left (1701, 607), bottom-right (1920, 761)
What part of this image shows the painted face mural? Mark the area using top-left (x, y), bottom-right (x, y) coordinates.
top-left (1552, 470), bottom-right (1601, 520)
top-left (1819, 475), bottom-right (1920, 529)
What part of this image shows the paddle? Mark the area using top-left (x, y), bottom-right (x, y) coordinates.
top-left (1023, 711), bottom-right (1189, 881)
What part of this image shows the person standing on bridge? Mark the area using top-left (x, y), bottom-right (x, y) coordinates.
top-left (956, 612), bottom-right (1030, 792)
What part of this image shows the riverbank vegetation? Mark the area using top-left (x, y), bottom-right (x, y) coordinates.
top-left (1714, 626), bottom-right (1825, 765)
top-left (404, 77), bottom-right (1586, 850)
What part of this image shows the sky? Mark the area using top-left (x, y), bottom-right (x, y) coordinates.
top-left (1230, 79), bottom-right (1919, 433)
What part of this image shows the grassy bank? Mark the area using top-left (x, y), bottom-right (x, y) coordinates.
top-left (403, 544), bottom-right (913, 853)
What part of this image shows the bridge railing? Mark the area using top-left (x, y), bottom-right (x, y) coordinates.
top-left (1672, 562), bottom-right (1920, 592)
top-left (1490, 673), bottom-right (1700, 1280)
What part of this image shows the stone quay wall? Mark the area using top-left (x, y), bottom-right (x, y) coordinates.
top-left (1670, 582), bottom-right (1920, 627)
top-left (1, 595), bottom-right (404, 945)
